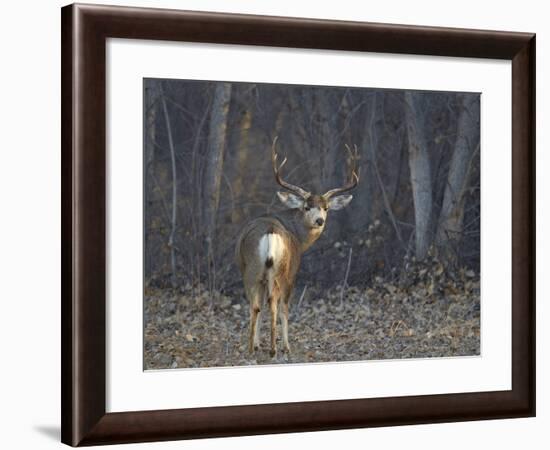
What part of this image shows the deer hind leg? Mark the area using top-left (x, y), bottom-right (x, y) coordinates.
top-left (268, 290), bottom-right (280, 358)
top-left (247, 286), bottom-right (262, 353)
top-left (280, 297), bottom-right (291, 354)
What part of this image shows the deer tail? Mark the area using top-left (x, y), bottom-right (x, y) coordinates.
top-left (258, 229), bottom-right (284, 300)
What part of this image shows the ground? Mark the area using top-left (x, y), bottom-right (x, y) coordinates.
top-left (144, 270), bottom-right (480, 369)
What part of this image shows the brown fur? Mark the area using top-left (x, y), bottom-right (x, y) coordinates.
top-left (305, 195), bottom-right (329, 210)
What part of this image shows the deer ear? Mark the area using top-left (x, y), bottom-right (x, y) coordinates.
top-left (328, 195), bottom-right (353, 210)
top-left (277, 191), bottom-right (303, 209)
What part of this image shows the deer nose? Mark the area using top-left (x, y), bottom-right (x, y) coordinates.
top-left (316, 218), bottom-right (324, 226)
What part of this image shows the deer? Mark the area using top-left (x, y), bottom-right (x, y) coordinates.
top-left (235, 137), bottom-right (359, 357)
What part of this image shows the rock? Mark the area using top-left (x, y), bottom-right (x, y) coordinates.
top-left (159, 354), bottom-right (172, 366)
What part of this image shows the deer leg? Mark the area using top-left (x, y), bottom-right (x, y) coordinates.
top-left (248, 287), bottom-right (261, 353)
top-left (281, 299), bottom-right (291, 354)
top-left (249, 304), bottom-right (261, 353)
top-left (253, 307), bottom-right (262, 350)
top-left (269, 295), bottom-right (279, 358)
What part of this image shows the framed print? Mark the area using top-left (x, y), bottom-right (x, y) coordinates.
top-left (61, 3), bottom-right (535, 446)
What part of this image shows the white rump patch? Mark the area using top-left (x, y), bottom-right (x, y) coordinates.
top-left (258, 233), bottom-right (285, 267)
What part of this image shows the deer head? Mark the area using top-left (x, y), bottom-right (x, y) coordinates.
top-left (271, 136), bottom-right (359, 231)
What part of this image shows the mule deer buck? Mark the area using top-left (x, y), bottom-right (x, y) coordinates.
top-left (235, 137), bottom-right (359, 357)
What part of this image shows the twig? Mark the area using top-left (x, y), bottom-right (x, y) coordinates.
top-left (339, 248), bottom-right (353, 307)
top-left (297, 285), bottom-right (308, 311)
top-left (390, 320), bottom-right (406, 337)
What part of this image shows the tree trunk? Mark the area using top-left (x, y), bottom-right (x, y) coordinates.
top-left (315, 90), bottom-right (338, 188)
top-left (435, 94), bottom-right (480, 261)
top-left (144, 81), bottom-right (157, 281)
top-left (159, 83), bottom-right (178, 286)
top-left (404, 92), bottom-right (432, 261)
top-left (202, 82), bottom-right (232, 291)
top-left (367, 93), bottom-right (404, 245)
top-left (231, 97), bottom-right (253, 223)
top-left (202, 82), bottom-right (232, 235)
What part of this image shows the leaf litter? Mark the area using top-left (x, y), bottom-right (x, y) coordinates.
top-left (144, 262), bottom-right (480, 369)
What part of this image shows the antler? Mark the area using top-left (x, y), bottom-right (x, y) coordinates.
top-left (271, 136), bottom-right (310, 199)
top-left (322, 144), bottom-right (360, 199)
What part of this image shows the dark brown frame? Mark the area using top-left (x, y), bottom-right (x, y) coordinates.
top-left (61, 3), bottom-right (536, 446)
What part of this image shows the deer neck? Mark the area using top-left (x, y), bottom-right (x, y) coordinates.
top-left (275, 209), bottom-right (323, 253)
top-left (298, 223), bottom-right (323, 252)
top-left (300, 228), bottom-right (323, 252)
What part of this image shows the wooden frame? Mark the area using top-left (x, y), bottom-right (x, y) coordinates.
top-left (61, 3), bottom-right (536, 446)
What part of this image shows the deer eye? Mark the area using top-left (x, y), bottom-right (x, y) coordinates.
top-left (304, 206), bottom-right (311, 211)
